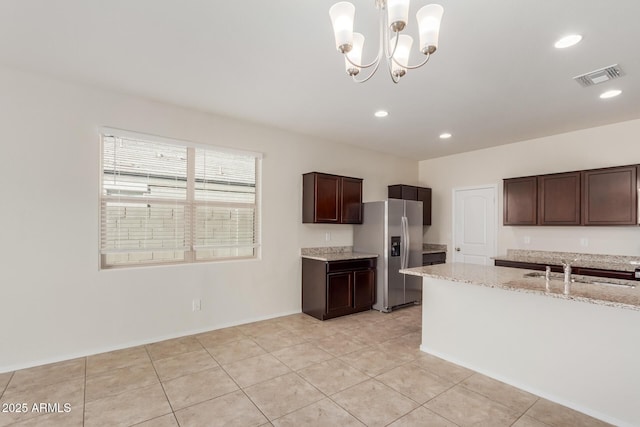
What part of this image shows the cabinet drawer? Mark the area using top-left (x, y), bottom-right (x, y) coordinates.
top-left (327, 258), bottom-right (375, 273)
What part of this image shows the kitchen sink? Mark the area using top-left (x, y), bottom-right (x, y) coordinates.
top-left (523, 271), bottom-right (636, 288)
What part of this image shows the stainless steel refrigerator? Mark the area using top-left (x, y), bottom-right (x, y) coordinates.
top-left (353, 199), bottom-right (423, 312)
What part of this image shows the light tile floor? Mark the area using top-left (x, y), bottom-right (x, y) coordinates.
top-left (0, 306), bottom-right (612, 426)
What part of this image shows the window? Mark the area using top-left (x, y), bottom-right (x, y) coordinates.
top-left (100, 129), bottom-right (261, 268)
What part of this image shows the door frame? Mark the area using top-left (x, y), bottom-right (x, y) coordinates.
top-left (451, 184), bottom-right (499, 263)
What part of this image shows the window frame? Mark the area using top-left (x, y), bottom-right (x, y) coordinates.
top-left (99, 127), bottom-right (262, 269)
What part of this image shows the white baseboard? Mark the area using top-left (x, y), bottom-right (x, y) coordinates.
top-left (0, 309), bottom-right (301, 374)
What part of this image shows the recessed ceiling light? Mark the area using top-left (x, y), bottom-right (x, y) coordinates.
top-left (439, 133), bottom-right (452, 139)
top-left (599, 89), bottom-right (622, 99)
top-left (374, 110), bottom-right (389, 118)
top-left (554, 34), bottom-right (582, 49)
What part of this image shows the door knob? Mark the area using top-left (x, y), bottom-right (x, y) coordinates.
top-left (455, 247), bottom-right (461, 251)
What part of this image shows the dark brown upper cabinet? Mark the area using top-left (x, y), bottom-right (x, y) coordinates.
top-left (538, 172), bottom-right (581, 225)
top-left (340, 176), bottom-right (364, 224)
top-left (582, 165), bottom-right (638, 225)
top-left (389, 184), bottom-right (418, 200)
top-left (388, 184), bottom-right (432, 225)
top-left (417, 187), bottom-right (432, 225)
top-left (504, 164), bottom-right (639, 226)
top-left (302, 172), bottom-right (363, 224)
top-left (503, 176), bottom-right (537, 225)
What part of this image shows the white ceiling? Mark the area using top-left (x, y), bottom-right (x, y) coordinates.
top-left (1, 0), bottom-right (639, 160)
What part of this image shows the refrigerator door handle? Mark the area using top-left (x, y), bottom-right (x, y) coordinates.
top-left (401, 216), bottom-right (409, 269)
top-left (404, 215), bottom-right (410, 269)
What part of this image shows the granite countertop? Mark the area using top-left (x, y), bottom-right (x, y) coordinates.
top-left (301, 246), bottom-right (378, 262)
top-left (301, 252), bottom-right (379, 262)
top-left (493, 249), bottom-right (640, 273)
top-left (400, 262), bottom-right (640, 311)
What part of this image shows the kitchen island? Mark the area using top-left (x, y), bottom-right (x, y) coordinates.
top-left (400, 263), bottom-right (640, 427)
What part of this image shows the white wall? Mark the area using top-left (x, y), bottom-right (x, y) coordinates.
top-left (419, 119), bottom-right (640, 259)
top-left (0, 66), bottom-right (418, 372)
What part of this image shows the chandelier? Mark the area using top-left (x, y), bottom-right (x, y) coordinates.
top-left (329, 0), bottom-right (444, 83)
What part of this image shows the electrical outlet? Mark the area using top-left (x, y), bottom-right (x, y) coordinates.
top-left (325, 232), bottom-right (331, 241)
top-left (580, 238), bottom-right (589, 247)
top-left (192, 299), bottom-right (201, 311)
top-left (523, 236), bottom-right (531, 244)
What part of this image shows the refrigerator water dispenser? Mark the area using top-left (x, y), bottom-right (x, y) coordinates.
top-left (391, 236), bottom-right (401, 257)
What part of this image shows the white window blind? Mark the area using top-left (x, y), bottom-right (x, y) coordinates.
top-left (100, 131), bottom-right (260, 268)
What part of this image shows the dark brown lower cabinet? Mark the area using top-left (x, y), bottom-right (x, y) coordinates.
top-left (422, 252), bottom-right (446, 266)
top-left (302, 257), bottom-right (376, 320)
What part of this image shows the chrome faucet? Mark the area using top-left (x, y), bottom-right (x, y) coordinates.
top-left (562, 262), bottom-right (572, 295)
top-left (545, 266), bottom-right (551, 292)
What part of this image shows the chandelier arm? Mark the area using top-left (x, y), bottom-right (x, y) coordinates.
top-left (380, 4), bottom-right (399, 84)
top-left (344, 51), bottom-right (381, 70)
top-left (385, 58), bottom-right (401, 84)
top-left (390, 52), bottom-right (432, 70)
top-left (385, 27), bottom-right (400, 60)
top-left (351, 57), bottom-right (384, 83)
top-left (344, 3), bottom-right (387, 70)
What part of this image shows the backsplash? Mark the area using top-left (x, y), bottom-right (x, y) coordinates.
top-left (300, 246), bottom-right (353, 256)
top-left (423, 243), bottom-right (447, 252)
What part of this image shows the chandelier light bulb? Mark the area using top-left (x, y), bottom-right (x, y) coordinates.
top-left (329, 2), bottom-right (355, 53)
top-left (345, 33), bottom-right (365, 76)
top-left (387, 0), bottom-right (410, 32)
top-left (417, 4), bottom-right (444, 54)
top-left (391, 35), bottom-right (413, 77)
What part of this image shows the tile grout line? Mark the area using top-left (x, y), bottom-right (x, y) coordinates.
top-left (419, 405), bottom-right (463, 427)
top-left (324, 388), bottom-right (372, 426)
top-left (514, 397), bottom-right (557, 427)
top-left (241, 371), bottom-right (327, 425)
top-left (457, 381), bottom-right (537, 419)
top-left (82, 357), bottom-right (87, 427)
top-left (200, 341), bottom-right (272, 423)
top-left (0, 371), bottom-right (15, 400)
top-left (143, 345), bottom-right (175, 423)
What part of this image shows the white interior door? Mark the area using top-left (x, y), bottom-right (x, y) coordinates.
top-left (453, 186), bottom-right (497, 265)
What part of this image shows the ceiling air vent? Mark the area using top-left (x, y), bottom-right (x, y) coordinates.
top-left (573, 64), bottom-right (624, 87)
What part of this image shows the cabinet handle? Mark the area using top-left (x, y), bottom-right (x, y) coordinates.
top-left (455, 247), bottom-right (461, 252)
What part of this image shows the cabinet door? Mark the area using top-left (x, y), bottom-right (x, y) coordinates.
top-left (401, 185), bottom-right (418, 200)
top-left (422, 252), bottom-right (445, 266)
top-left (326, 272), bottom-right (353, 314)
top-left (340, 177), bottom-right (363, 224)
top-left (582, 166), bottom-right (638, 225)
top-left (388, 185), bottom-right (417, 200)
top-left (538, 172), bottom-right (581, 225)
top-left (504, 177), bottom-right (537, 225)
top-left (314, 174), bottom-right (340, 223)
top-left (353, 269), bottom-right (375, 309)
top-left (417, 187), bottom-right (432, 225)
